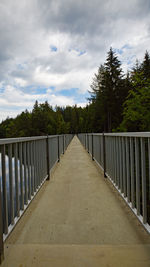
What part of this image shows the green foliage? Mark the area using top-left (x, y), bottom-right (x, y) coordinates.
top-left (0, 49), bottom-right (150, 137)
top-left (0, 101), bottom-right (89, 137)
top-left (89, 49), bottom-right (150, 133)
top-left (89, 48), bottom-right (128, 132)
top-left (119, 71), bottom-right (150, 131)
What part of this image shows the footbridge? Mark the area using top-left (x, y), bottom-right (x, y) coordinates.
top-left (0, 133), bottom-right (150, 266)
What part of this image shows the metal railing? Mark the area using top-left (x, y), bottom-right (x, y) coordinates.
top-left (78, 133), bottom-right (150, 234)
top-left (0, 134), bottom-right (73, 262)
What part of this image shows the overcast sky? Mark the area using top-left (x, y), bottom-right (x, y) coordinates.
top-left (0, 0), bottom-right (150, 121)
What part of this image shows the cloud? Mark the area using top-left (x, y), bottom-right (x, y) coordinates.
top-left (0, 0), bottom-right (150, 121)
top-left (0, 85), bottom-right (76, 121)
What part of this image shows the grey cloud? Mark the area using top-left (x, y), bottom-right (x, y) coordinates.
top-left (0, 0), bottom-right (150, 121)
top-left (36, 0), bottom-right (150, 35)
top-left (0, 0), bottom-right (150, 89)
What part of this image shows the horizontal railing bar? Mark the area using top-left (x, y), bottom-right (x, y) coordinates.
top-left (0, 136), bottom-right (47, 145)
top-left (84, 132), bottom-right (150, 137)
top-left (0, 134), bottom-right (67, 145)
top-left (102, 132), bottom-right (150, 137)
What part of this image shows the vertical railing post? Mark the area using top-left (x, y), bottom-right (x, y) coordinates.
top-left (63, 135), bottom-right (65, 154)
top-left (46, 136), bottom-right (50, 180)
top-left (141, 137), bottom-right (147, 224)
top-left (103, 133), bottom-right (107, 178)
top-left (58, 136), bottom-right (60, 162)
top-left (87, 134), bottom-right (89, 153)
top-left (23, 142), bottom-right (28, 204)
top-left (92, 134), bottom-right (94, 161)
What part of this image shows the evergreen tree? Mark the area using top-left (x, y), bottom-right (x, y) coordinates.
top-left (141, 51), bottom-right (150, 79)
top-left (104, 47), bottom-right (124, 131)
top-left (119, 71), bottom-right (150, 131)
top-left (90, 48), bottom-right (125, 132)
top-left (89, 65), bottom-right (106, 132)
top-left (0, 49), bottom-right (149, 137)
top-left (119, 52), bottom-right (150, 131)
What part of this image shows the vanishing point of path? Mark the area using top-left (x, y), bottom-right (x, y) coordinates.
top-left (2, 136), bottom-right (150, 267)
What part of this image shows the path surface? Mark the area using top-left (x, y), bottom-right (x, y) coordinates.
top-left (2, 136), bottom-right (150, 266)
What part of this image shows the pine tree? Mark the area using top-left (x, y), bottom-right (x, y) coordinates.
top-left (104, 47), bottom-right (124, 131)
top-left (119, 71), bottom-right (150, 131)
top-left (141, 51), bottom-right (150, 79)
top-left (89, 65), bottom-right (106, 132)
top-left (119, 52), bottom-right (150, 131)
top-left (90, 47), bottom-right (125, 132)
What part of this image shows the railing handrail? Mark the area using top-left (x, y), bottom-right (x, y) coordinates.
top-left (93, 132), bottom-right (150, 137)
top-left (83, 132), bottom-right (150, 137)
top-left (0, 134), bottom-right (68, 145)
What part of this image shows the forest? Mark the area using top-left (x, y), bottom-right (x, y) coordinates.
top-left (0, 47), bottom-right (150, 138)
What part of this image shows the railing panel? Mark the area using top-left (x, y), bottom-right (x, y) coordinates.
top-left (59, 136), bottom-right (63, 155)
top-left (119, 137), bottom-right (123, 193)
top-left (130, 138), bottom-right (135, 208)
top-left (148, 138), bottom-right (150, 225)
top-left (23, 142), bottom-right (28, 205)
top-left (141, 138), bottom-right (147, 224)
top-left (0, 134), bottom-right (73, 252)
top-left (126, 137), bottom-right (131, 203)
top-left (49, 136), bottom-right (58, 169)
top-left (14, 143), bottom-right (20, 218)
top-left (78, 132), bottom-right (150, 234)
top-left (8, 144), bottom-right (14, 224)
top-left (19, 143), bottom-right (24, 210)
top-left (1, 145), bottom-right (8, 235)
top-left (89, 135), bottom-right (92, 156)
top-left (135, 137), bottom-right (140, 215)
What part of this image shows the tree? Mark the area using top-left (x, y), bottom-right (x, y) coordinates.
top-left (119, 71), bottom-right (150, 131)
top-left (0, 50), bottom-right (149, 137)
top-left (141, 51), bottom-right (150, 79)
top-left (104, 47), bottom-right (125, 131)
top-left (89, 48), bottom-right (126, 132)
top-left (89, 68), bottom-right (106, 132)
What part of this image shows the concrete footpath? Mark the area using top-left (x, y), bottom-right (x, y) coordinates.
top-left (2, 136), bottom-right (150, 267)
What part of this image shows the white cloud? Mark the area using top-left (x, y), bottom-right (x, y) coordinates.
top-left (0, 0), bottom-right (150, 121)
top-left (0, 85), bottom-right (75, 121)
top-left (33, 66), bottom-right (67, 87)
top-left (77, 102), bottom-right (87, 108)
top-left (15, 78), bottom-right (28, 87)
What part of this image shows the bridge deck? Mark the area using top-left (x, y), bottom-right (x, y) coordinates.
top-left (2, 136), bottom-right (150, 266)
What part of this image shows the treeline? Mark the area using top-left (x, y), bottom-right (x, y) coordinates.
top-left (0, 47), bottom-right (150, 138)
top-left (0, 102), bottom-right (90, 137)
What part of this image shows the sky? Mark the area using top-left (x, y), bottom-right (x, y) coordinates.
top-left (0, 0), bottom-right (150, 122)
